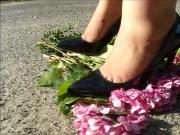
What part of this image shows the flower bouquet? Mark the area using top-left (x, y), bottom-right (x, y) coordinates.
top-left (37, 26), bottom-right (180, 135)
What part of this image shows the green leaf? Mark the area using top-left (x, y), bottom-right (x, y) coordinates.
top-left (58, 81), bottom-right (72, 96)
top-left (57, 93), bottom-right (67, 104)
top-left (63, 64), bottom-right (90, 82)
top-left (37, 67), bottom-right (62, 87)
top-left (57, 93), bottom-right (71, 115)
top-left (58, 93), bottom-right (81, 105)
top-left (57, 93), bottom-right (81, 115)
top-left (94, 97), bottom-right (109, 103)
top-left (84, 97), bottom-right (108, 103)
top-left (63, 96), bottom-right (81, 105)
top-left (59, 102), bottom-right (71, 115)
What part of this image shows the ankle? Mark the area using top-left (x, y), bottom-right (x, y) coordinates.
top-left (121, 13), bottom-right (176, 46)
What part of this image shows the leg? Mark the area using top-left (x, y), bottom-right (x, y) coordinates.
top-left (100, 0), bottom-right (177, 83)
top-left (82, 0), bottom-right (122, 43)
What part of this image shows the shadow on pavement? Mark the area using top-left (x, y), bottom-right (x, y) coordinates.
top-left (145, 118), bottom-right (173, 135)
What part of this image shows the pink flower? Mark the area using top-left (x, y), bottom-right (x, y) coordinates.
top-left (109, 114), bottom-right (147, 135)
top-left (72, 103), bottom-right (112, 119)
top-left (74, 114), bottom-right (147, 135)
top-left (74, 115), bottom-right (91, 134)
top-left (74, 115), bottom-right (113, 135)
top-left (72, 63), bottom-right (180, 135)
top-left (110, 75), bottom-right (180, 114)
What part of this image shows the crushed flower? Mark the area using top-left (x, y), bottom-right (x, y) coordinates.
top-left (73, 104), bottom-right (148, 135)
top-left (110, 67), bottom-right (180, 114)
top-left (72, 56), bottom-right (180, 135)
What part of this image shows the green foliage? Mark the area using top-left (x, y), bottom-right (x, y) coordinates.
top-left (37, 61), bottom-right (109, 115)
top-left (58, 93), bottom-right (81, 115)
top-left (56, 64), bottom-right (91, 115)
top-left (58, 81), bottom-right (72, 96)
top-left (37, 25), bottom-right (180, 116)
top-left (36, 25), bottom-right (114, 115)
top-left (36, 25), bottom-right (81, 55)
top-left (37, 67), bottom-right (62, 87)
top-left (42, 25), bottom-right (81, 44)
top-left (38, 60), bottom-right (96, 115)
top-left (61, 64), bottom-right (91, 82)
top-left (93, 97), bottom-right (109, 103)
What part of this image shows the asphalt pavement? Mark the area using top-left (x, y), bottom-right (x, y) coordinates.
top-left (1, 0), bottom-right (180, 135)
